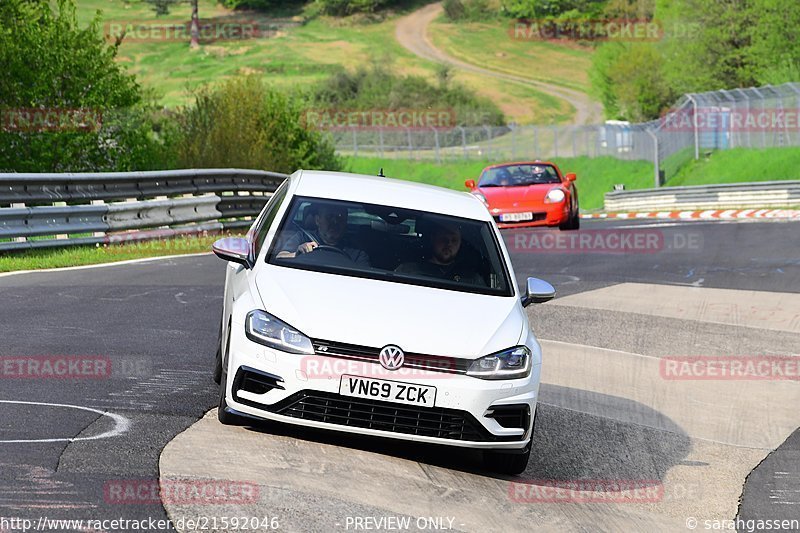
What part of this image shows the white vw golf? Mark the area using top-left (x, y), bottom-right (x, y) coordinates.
top-left (212, 170), bottom-right (554, 474)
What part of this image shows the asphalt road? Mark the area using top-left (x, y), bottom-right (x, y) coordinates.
top-left (0, 218), bottom-right (798, 531)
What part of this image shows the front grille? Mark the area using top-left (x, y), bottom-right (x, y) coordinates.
top-left (268, 390), bottom-right (516, 442)
top-left (312, 339), bottom-right (471, 374)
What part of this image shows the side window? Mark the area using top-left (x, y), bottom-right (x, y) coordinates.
top-left (252, 182), bottom-right (289, 259)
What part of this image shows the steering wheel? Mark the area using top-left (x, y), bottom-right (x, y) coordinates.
top-left (312, 244), bottom-right (352, 259)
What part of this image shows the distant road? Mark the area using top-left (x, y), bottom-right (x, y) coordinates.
top-left (394, 2), bottom-right (604, 125)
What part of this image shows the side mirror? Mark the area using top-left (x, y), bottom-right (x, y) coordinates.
top-left (212, 237), bottom-right (252, 269)
top-left (521, 277), bottom-right (555, 307)
top-left (465, 179), bottom-right (476, 189)
top-left (565, 173), bottom-right (577, 182)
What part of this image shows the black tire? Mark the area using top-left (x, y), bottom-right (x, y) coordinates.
top-left (483, 443), bottom-right (532, 475)
top-left (212, 313), bottom-right (223, 385)
top-left (559, 206), bottom-right (581, 231)
top-left (217, 320), bottom-right (248, 426)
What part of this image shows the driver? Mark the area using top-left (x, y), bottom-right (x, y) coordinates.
top-left (496, 167), bottom-right (513, 186)
top-left (395, 220), bottom-right (485, 286)
top-left (276, 203), bottom-right (370, 267)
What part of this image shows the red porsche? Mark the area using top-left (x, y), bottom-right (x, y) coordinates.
top-left (465, 161), bottom-right (580, 230)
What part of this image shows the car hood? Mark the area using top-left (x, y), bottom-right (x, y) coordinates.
top-left (254, 265), bottom-right (523, 359)
top-left (480, 184), bottom-right (562, 208)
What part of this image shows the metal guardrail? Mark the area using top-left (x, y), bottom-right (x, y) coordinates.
top-left (0, 169), bottom-right (289, 252)
top-left (604, 180), bottom-right (800, 212)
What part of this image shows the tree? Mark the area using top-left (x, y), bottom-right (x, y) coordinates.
top-left (0, 0), bottom-right (172, 172)
top-left (143, 0), bottom-right (200, 48)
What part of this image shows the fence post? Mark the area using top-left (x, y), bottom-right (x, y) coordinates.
top-left (406, 127), bottom-right (413, 160)
top-left (432, 126), bottom-right (441, 163)
top-left (687, 94), bottom-right (700, 160)
top-left (351, 128), bottom-right (358, 157)
top-left (483, 125), bottom-right (492, 161)
top-left (647, 128), bottom-right (660, 187)
top-left (553, 126), bottom-right (559, 158)
top-left (378, 128), bottom-right (384, 158)
top-left (534, 126), bottom-right (539, 156)
top-left (511, 126), bottom-right (517, 160)
top-left (460, 126), bottom-right (467, 160)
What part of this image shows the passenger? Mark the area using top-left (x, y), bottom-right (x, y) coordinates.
top-left (395, 220), bottom-right (485, 286)
top-left (277, 203), bottom-right (370, 267)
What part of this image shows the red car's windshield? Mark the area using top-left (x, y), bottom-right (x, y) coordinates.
top-left (479, 164), bottom-right (561, 187)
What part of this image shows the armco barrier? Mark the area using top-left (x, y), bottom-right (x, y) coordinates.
top-left (0, 169), bottom-right (289, 252)
top-left (604, 180), bottom-right (800, 212)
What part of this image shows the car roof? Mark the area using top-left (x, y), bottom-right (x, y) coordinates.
top-left (292, 170), bottom-right (492, 221)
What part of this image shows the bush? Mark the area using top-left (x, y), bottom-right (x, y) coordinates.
top-left (306, 64), bottom-right (506, 127)
top-left (443, 0), bottom-right (492, 21)
top-left (0, 0), bottom-right (174, 172)
top-left (176, 76), bottom-right (341, 173)
top-left (315, 0), bottom-right (389, 16)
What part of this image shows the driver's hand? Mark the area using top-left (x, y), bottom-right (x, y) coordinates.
top-left (296, 241), bottom-right (318, 255)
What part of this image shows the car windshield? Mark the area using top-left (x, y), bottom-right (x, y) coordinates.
top-left (266, 196), bottom-right (513, 296)
top-left (478, 164), bottom-right (562, 187)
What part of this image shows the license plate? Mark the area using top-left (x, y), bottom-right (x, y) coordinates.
top-left (500, 212), bottom-right (534, 222)
top-left (339, 375), bottom-right (436, 407)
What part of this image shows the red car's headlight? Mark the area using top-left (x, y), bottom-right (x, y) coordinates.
top-left (544, 188), bottom-right (566, 203)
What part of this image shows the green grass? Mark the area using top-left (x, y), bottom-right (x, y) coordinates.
top-left (428, 18), bottom-right (593, 94)
top-left (73, 0), bottom-right (580, 122)
top-left (666, 147), bottom-right (800, 186)
top-left (348, 147), bottom-right (800, 210)
top-left (346, 155), bottom-right (655, 210)
top-left (0, 233), bottom-right (233, 272)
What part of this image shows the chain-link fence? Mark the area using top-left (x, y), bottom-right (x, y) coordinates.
top-left (329, 82), bottom-right (800, 186)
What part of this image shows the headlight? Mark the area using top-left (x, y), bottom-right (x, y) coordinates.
top-left (245, 310), bottom-right (314, 355)
top-left (544, 188), bottom-right (566, 203)
top-left (472, 191), bottom-right (489, 206)
top-left (467, 346), bottom-right (532, 380)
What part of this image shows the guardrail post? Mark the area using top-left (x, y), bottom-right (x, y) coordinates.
top-left (54, 201), bottom-right (69, 240)
top-left (11, 203), bottom-right (26, 244)
top-left (91, 199), bottom-right (106, 238)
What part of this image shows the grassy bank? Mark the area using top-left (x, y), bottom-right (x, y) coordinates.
top-left (0, 233), bottom-right (231, 272)
top-left (667, 147), bottom-right (800, 186)
top-left (347, 147), bottom-right (800, 210)
top-left (346, 156), bottom-right (654, 210)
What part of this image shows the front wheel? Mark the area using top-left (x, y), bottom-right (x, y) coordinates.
top-left (559, 207), bottom-right (580, 231)
top-left (217, 321), bottom-right (248, 426)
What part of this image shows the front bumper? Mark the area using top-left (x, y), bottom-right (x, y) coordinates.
top-left (490, 203), bottom-right (569, 229)
top-left (223, 332), bottom-right (540, 450)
